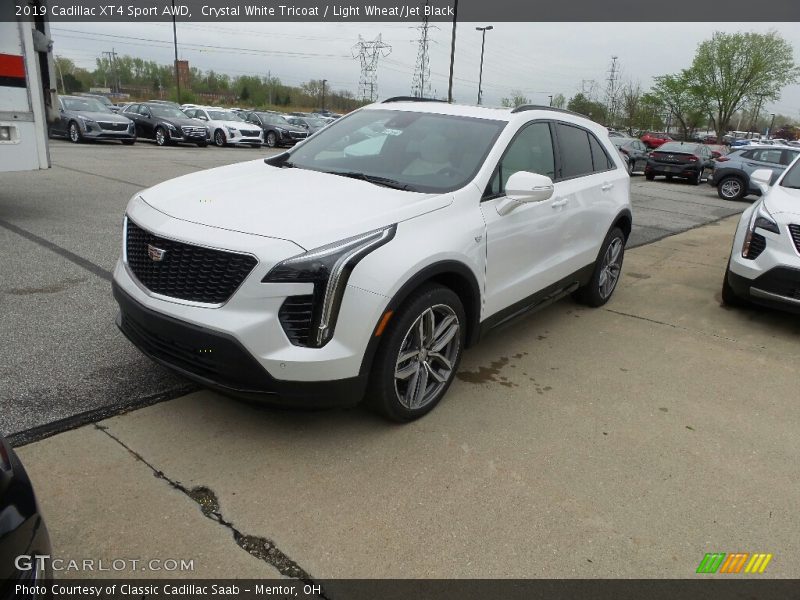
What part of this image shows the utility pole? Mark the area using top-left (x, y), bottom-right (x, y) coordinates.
top-left (321, 79), bottom-right (327, 110)
top-left (548, 95), bottom-right (553, 107)
top-left (475, 25), bottom-right (493, 105)
top-left (101, 50), bottom-right (119, 93)
top-left (768, 113), bottom-right (776, 138)
top-left (447, 0), bottom-right (458, 103)
top-left (171, 0), bottom-right (180, 103)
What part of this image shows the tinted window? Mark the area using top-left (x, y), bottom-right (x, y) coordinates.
top-left (589, 134), bottom-right (614, 171)
top-left (556, 123), bottom-right (594, 179)
top-left (486, 122), bottom-right (555, 196)
top-left (781, 150), bottom-right (800, 166)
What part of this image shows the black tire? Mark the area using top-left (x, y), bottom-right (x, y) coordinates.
top-left (690, 168), bottom-right (703, 186)
top-left (645, 172), bottom-right (655, 181)
top-left (197, 141), bottom-right (208, 147)
top-left (721, 266), bottom-right (747, 307)
top-left (68, 121), bottom-right (82, 143)
top-left (155, 126), bottom-right (168, 147)
top-left (716, 175), bottom-right (747, 201)
top-left (367, 284), bottom-right (466, 422)
top-left (573, 227), bottom-right (626, 308)
top-left (265, 131), bottom-right (278, 148)
top-left (122, 139), bottom-right (135, 145)
top-left (214, 129), bottom-right (227, 147)
top-left (665, 174), bottom-right (674, 181)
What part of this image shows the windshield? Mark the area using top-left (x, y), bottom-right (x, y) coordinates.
top-left (258, 113), bottom-right (289, 126)
top-left (149, 105), bottom-right (188, 119)
top-left (208, 110), bottom-right (243, 121)
top-left (63, 97), bottom-right (111, 113)
top-left (284, 109), bottom-right (507, 193)
top-left (780, 158), bottom-right (800, 189)
top-left (657, 142), bottom-right (699, 153)
top-left (305, 117), bottom-right (326, 127)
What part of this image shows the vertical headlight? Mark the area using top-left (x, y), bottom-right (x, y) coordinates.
top-left (263, 225), bottom-right (396, 347)
top-left (742, 200), bottom-right (779, 258)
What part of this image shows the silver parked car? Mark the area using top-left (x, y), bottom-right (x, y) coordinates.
top-left (51, 95), bottom-right (136, 144)
top-left (709, 145), bottom-right (800, 201)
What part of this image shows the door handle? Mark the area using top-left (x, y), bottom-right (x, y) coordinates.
top-left (601, 182), bottom-right (614, 192)
top-left (551, 198), bottom-right (568, 208)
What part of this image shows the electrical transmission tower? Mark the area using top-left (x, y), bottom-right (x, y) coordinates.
top-left (604, 56), bottom-right (620, 126)
top-left (581, 79), bottom-right (598, 100)
top-left (411, 2), bottom-right (437, 98)
top-left (352, 34), bottom-right (392, 102)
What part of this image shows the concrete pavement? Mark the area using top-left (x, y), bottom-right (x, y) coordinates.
top-left (17, 216), bottom-right (800, 579)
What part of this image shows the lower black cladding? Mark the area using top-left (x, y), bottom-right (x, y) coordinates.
top-left (113, 282), bottom-right (367, 408)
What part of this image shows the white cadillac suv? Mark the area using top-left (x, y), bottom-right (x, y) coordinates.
top-left (722, 160), bottom-right (800, 313)
top-left (112, 99), bottom-right (632, 421)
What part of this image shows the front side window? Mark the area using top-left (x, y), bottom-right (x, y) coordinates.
top-left (285, 109), bottom-right (507, 194)
top-left (780, 159), bottom-right (800, 189)
top-left (486, 122), bottom-right (555, 197)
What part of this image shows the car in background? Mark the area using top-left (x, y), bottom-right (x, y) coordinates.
top-left (112, 101), bottom-right (632, 421)
top-left (146, 100), bottom-right (183, 110)
top-left (122, 102), bottom-right (209, 147)
top-left (607, 130), bottom-right (626, 138)
top-left (722, 162), bottom-right (800, 313)
top-left (183, 106), bottom-right (263, 147)
top-left (50, 95), bottom-right (136, 144)
top-left (610, 137), bottom-right (649, 175)
top-left (710, 145), bottom-right (800, 201)
top-left (641, 131), bottom-right (673, 149)
top-left (0, 433), bottom-right (52, 592)
top-left (236, 110), bottom-right (308, 148)
top-left (645, 141), bottom-right (715, 185)
top-left (284, 115), bottom-right (328, 136)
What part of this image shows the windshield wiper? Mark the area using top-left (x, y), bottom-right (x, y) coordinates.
top-left (325, 170), bottom-right (416, 191)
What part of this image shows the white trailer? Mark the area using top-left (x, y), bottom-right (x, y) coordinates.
top-left (0, 0), bottom-right (58, 173)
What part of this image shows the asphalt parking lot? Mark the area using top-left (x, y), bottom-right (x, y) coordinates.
top-left (4, 139), bottom-right (800, 580)
top-left (1, 140), bottom-right (748, 440)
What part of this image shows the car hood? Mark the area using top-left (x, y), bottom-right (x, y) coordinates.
top-left (139, 159), bottom-right (450, 250)
top-left (157, 116), bottom-right (206, 127)
top-left (71, 110), bottom-right (131, 123)
top-left (765, 185), bottom-right (800, 218)
top-left (212, 119), bottom-right (253, 129)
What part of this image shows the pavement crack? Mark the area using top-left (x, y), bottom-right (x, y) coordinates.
top-left (93, 423), bottom-right (330, 598)
top-left (604, 308), bottom-right (739, 343)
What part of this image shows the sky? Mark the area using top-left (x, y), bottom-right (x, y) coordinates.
top-left (50, 21), bottom-right (800, 117)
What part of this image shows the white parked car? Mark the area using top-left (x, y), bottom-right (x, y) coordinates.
top-left (113, 100), bottom-right (632, 421)
top-left (723, 160), bottom-right (800, 313)
top-left (183, 106), bottom-right (263, 147)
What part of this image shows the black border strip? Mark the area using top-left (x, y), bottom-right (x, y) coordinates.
top-left (0, 75), bottom-right (26, 88)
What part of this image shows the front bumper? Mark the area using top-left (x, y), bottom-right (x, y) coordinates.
top-left (82, 123), bottom-right (136, 140)
top-left (727, 267), bottom-right (800, 314)
top-left (113, 282), bottom-right (368, 407)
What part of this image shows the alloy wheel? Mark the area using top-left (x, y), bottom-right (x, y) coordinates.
top-left (720, 179), bottom-right (741, 199)
top-left (215, 130), bottom-right (226, 147)
top-left (394, 304), bottom-right (460, 411)
top-left (69, 123), bottom-right (80, 143)
top-left (156, 128), bottom-right (166, 146)
top-left (598, 237), bottom-right (623, 300)
top-left (266, 132), bottom-right (277, 148)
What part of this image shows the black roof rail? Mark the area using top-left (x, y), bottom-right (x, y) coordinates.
top-left (382, 96), bottom-right (447, 104)
top-left (510, 105), bottom-right (585, 117)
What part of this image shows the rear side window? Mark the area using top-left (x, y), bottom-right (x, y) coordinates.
top-left (556, 123), bottom-right (613, 178)
top-left (750, 149), bottom-right (783, 164)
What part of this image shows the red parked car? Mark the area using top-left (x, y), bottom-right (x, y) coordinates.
top-left (641, 131), bottom-right (673, 149)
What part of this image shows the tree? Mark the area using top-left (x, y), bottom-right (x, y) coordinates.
top-left (500, 90), bottom-right (530, 108)
top-left (688, 30), bottom-right (800, 140)
top-left (550, 93), bottom-right (566, 109)
top-left (567, 93), bottom-right (607, 123)
top-left (652, 72), bottom-right (706, 140)
top-left (618, 81), bottom-right (642, 134)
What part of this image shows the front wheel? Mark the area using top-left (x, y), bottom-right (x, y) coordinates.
top-left (367, 284), bottom-right (465, 422)
top-left (68, 121), bottom-right (82, 143)
top-left (265, 131), bottom-right (278, 148)
top-left (155, 126), bottom-right (168, 146)
top-left (214, 129), bottom-right (227, 147)
top-left (574, 227), bottom-right (626, 308)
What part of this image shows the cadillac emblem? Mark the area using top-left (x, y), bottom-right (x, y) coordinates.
top-left (147, 243), bottom-right (167, 262)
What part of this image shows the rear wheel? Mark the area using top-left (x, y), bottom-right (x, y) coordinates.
top-left (367, 284), bottom-right (465, 422)
top-left (665, 174), bottom-right (674, 181)
top-left (574, 227), bottom-right (626, 308)
top-left (627, 160), bottom-right (635, 175)
top-left (717, 176), bottom-right (746, 201)
top-left (690, 168), bottom-right (703, 185)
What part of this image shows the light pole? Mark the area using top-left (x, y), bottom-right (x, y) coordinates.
top-left (475, 25), bottom-right (493, 105)
top-left (171, 0), bottom-right (180, 103)
top-left (548, 95), bottom-right (553, 107)
top-left (321, 79), bottom-right (327, 111)
top-left (768, 113), bottom-right (776, 138)
top-left (447, 0), bottom-right (458, 103)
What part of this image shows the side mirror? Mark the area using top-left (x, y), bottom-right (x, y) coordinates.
top-left (750, 168), bottom-right (773, 195)
top-left (496, 171), bottom-right (555, 216)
